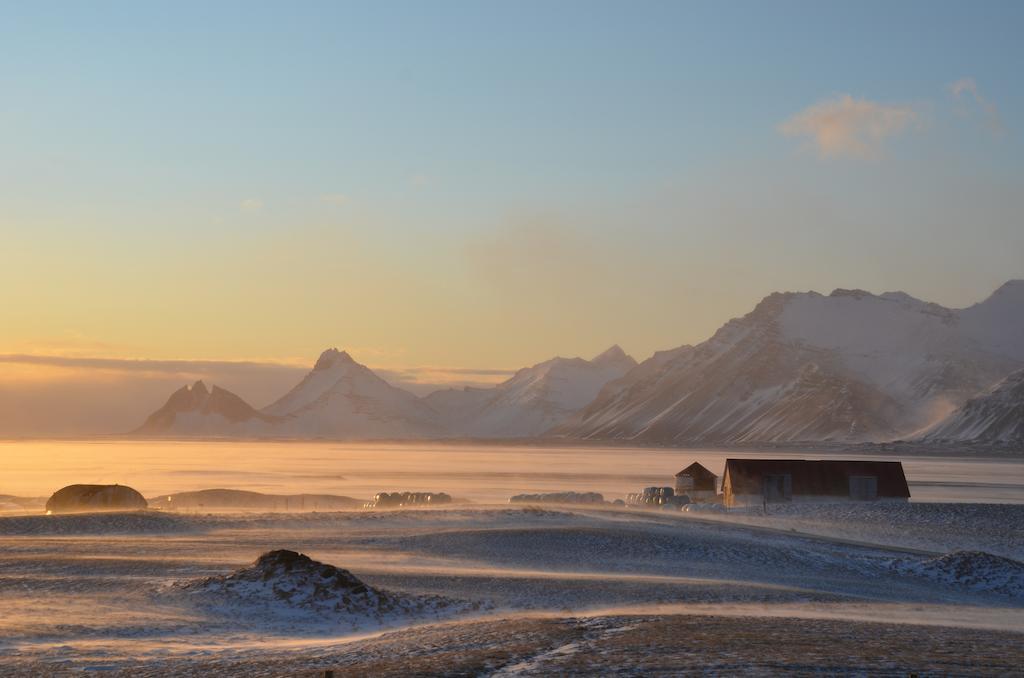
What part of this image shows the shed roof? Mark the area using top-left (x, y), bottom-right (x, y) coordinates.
top-left (675, 462), bottom-right (718, 480)
top-left (722, 459), bottom-right (910, 498)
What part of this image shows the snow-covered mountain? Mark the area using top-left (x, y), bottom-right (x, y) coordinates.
top-left (132, 281), bottom-right (1023, 444)
top-left (134, 350), bottom-right (445, 438)
top-left (554, 283), bottom-right (1024, 444)
top-left (135, 380), bottom-right (279, 435)
top-left (921, 369), bottom-right (1024, 444)
top-left (424, 345), bottom-right (637, 437)
top-left (262, 348), bottom-right (446, 438)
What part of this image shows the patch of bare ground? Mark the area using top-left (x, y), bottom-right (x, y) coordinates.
top-left (29, 613), bottom-right (1013, 677)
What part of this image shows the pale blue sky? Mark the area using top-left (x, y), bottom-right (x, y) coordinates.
top-left (1, 1), bottom-right (1022, 371)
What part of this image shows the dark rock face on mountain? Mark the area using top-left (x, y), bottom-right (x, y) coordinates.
top-left (45, 484), bottom-right (148, 513)
top-left (134, 380), bottom-right (279, 435)
top-left (922, 369), bottom-right (1024, 444)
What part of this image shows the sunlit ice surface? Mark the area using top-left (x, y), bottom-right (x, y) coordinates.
top-left (1, 440), bottom-right (1022, 505)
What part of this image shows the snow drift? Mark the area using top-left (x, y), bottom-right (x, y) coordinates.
top-left (892, 550), bottom-right (1024, 598)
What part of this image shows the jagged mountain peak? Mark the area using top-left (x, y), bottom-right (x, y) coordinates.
top-left (829, 288), bottom-right (875, 299)
top-left (313, 348), bottom-right (354, 371)
top-left (134, 381), bottom-right (273, 435)
top-left (591, 344), bottom-right (635, 367)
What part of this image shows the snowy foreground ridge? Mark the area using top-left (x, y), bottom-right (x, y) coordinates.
top-left (136, 281), bottom-right (1024, 444)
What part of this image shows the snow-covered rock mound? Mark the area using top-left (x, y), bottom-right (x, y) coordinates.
top-left (921, 369), bottom-right (1024, 444)
top-left (177, 550), bottom-right (482, 631)
top-left (892, 550), bottom-right (1024, 598)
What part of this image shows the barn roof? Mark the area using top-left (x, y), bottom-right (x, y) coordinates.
top-left (722, 459), bottom-right (910, 498)
top-left (675, 462), bottom-right (717, 480)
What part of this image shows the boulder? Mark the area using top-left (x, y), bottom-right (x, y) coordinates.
top-left (45, 484), bottom-right (148, 513)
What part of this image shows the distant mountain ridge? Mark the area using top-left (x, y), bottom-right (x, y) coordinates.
top-left (424, 345), bottom-right (637, 437)
top-left (134, 346), bottom-right (635, 439)
top-left (554, 281), bottom-right (1024, 445)
top-left (133, 281), bottom-right (1024, 446)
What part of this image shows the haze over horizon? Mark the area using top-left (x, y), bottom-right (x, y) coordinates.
top-left (2, 1), bottom-right (1023, 434)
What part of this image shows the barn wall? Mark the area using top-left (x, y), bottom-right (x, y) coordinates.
top-left (725, 493), bottom-right (910, 509)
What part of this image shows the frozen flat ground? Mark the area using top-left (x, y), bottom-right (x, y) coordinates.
top-left (0, 441), bottom-right (1022, 675)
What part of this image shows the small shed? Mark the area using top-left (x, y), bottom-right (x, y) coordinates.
top-left (721, 459), bottom-right (910, 508)
top-left (674, 462), bottom-right (718, 500)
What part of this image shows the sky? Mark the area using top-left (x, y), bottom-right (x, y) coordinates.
top-left (1, 1), bottom-right (1023, 434)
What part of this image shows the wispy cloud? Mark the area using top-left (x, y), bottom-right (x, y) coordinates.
top-left (240, 198), bottom-right (264, 213)
top-left (779, 94), bottom-right (918, 158)
top-left (949, 77), bottom-right (1004, 135)
top-left (0, 354), bottom-right (307, 379)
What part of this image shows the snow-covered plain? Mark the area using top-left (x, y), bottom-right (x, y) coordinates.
top-left (0, 441), bottom-right (1022, 674)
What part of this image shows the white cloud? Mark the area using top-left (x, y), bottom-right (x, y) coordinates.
top-left (949, 77), bottom-right (1004, 135)
top-left (240, 198), bottom-right (264, 213)
top-left (779, 94), bottom-right (918, 158)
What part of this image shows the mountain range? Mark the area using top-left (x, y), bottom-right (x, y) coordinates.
top-left (135, 346), bottom-right (637, 439)
top-left (135, 280), bottom-right (1024, 446)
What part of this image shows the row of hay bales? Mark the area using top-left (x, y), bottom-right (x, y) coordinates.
top-left (363, 491), bottom-right (453, 509)
top-left (626, 486), bottom-right (689, 508)
top-left (508, 491), bottom-right (606, 505)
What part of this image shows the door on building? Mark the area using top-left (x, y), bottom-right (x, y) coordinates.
top-left (849, 475), bottom-right (878, 500)
top-left (763, 474), bottom-right (792, 503)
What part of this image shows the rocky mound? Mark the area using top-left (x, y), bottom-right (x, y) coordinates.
top-left (177, 550), bottom-right (481, 630)
top-left (45, 484), bottom-right (148, 513)
top-left (893, 550), bottom-right (1024, 598)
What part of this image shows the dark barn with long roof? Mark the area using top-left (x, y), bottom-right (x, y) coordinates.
top-left (721, 459), bottom-right (910, 508)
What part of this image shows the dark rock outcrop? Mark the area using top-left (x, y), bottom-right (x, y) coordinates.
top-left (45, 484), bottom-right (148, 513)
